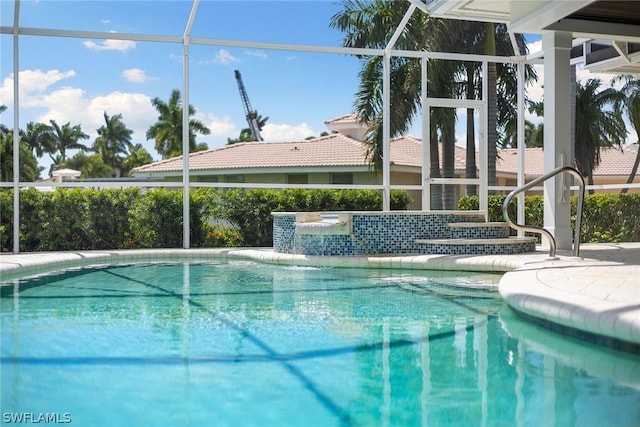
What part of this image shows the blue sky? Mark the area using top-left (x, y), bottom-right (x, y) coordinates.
top-left (0, 1), bottom-right (631, 174)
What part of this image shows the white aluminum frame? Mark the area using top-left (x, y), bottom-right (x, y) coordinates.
top-left (1, 0), bottom-right (537, 252)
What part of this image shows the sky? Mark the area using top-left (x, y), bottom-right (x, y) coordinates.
top-left (0, 0), bottom-right (633, 176)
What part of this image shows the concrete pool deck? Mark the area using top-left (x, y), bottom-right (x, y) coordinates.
top-left (1, 242), bottom-right (639, 349)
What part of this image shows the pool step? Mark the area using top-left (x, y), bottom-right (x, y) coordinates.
top-left (447, 221), bottom-right (511, 239)
top-left (415, 236), bottom-right (537, 255)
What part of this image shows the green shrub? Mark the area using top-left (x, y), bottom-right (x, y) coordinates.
top-left (580, 193), bottom-right (640, 242)
top-left (0, 190), bottom-right (13, 251)
top-left (18, 188), bottom-right (50, 251)
top-left (459, 193), bottom-right (640, 243)
top-left (128, 188), bottom-right (184, 248)
top-left (202, 224), bottom-right (243, 247)
top-left (390, 190), bottom-right (413, 210)
top-left (215, 189), bottom-right (281, 247)
top-left (87, 188), bottom-right (140, 249)
top-left (39, 189), bottom-right (94, 250)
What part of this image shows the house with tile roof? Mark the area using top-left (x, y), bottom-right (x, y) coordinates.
top-left (133, 114), bottom-right (639, 209)
top-left (133, 114), bottom-right (441, 209)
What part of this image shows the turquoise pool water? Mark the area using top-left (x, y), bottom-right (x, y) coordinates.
top-left (1, 261), bottom-right (639, 426)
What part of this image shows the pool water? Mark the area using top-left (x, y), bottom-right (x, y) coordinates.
top-left (1, 261), bottom-right (639, 426)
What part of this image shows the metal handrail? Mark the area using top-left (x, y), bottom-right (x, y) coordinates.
top-left (503, 166), bottom-right (585, 258)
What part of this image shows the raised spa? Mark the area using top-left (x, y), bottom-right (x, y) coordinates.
top-left (272, 211), bottom-right (537, 256)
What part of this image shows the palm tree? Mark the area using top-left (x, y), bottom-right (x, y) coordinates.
top-left (20, 121), bottom-right (55, 158)
top-left (528, 80), bottom-right (626, 190)
top-left (613, 75), bottom-right (640, 193)
top-left (122, 143), bottom-right (154, 176)
top-left (49, 120), bottom-right (89, 162)
top-left (575, 78), bottom-right (627, 189)
top-left (331, 0), bottom-right (454, 208)
top-left (66, 152), bottom-right (114, 178)
top-left (0, 105), bottom-right (9, 135)
top-left (502, 119), bottom-right (543, 148)
top-left (0, 105), bottom-right (42, 181)
top-left (94, 111), bottom-right (134, 177)
top-left (48, 154), bottom-right (64, 177)
top-left (146, 89), bottom-right (211, 159)
top-left (330, 1), bottom-right (533, 209)
top-left (331, 0), bottom-right (436, 162)
top-left (0, 130), bottom-right (40, 182)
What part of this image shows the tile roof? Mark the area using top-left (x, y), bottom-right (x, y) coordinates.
top-left (324, 113), bottom-right (363, 125)
top-left (134, 133), bottom-right (371, 173)
top-left (391, 136), bottom-right (467, 171)
top-left (134, 127), bottom-right (638, 179)
top-left (496, 146), bottom-right (638, 177)
top-left (594, 145), bottom-right (639, 176)
top-left (495, 148), bottom-right (545, 177)
top-left (134, 133), bottom-right (472, 174)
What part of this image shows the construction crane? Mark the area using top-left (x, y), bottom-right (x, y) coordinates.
top-left (234, 70), bottom-right (263, 142)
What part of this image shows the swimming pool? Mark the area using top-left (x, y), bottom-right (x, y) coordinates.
top-left (1, 261), bottom-right (638, 426)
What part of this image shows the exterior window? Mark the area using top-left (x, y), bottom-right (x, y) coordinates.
top-left (287, 174), bottom-right (308, 185)
top-left (225, 175), bottom-right (245, 183)
top-left (197, 176), bottom-right (218, 183)
top-left (331, 173), bottom-right (353, 185)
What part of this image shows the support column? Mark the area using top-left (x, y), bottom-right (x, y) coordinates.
top-left (542, 32), bottom-right (573, 250)
top-left (12, 1), bottom-right (21, 253)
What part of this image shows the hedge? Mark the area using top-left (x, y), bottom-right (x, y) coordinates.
top-left (0, 188), bottom-right (412, 251)
top-left (3, 189), bottom-right (637, 252)
top-left (458, 193), bottom-right (640, 243)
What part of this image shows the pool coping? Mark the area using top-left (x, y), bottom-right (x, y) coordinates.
top-left (1, 244), bottom-right (639, 347)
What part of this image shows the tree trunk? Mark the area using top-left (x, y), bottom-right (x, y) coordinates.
top-left (466, 63), bottom-right (477, 196)
top-left (430, 127), bottom-right (443, 210)
top-left (485, 23), bottom-right (497, 194)
top-left (442, 117), bottom-right (456, 210)
top-left (621, 142), bottom-right (640, 194)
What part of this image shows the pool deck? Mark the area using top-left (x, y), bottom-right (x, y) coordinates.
top-left (1, 242), bottom-right (639, 348)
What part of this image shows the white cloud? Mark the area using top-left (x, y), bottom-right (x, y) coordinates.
top-left (524, 40), bottom-right (544, 108)
top-left (88, 91), bottom-right (156, 136)
top-left (0, 69), bottom-right (76, 107)
top-left (244, 51), bottom-right (267, 60)
top-left (455, 132), bottom-right (467, 147)
top-left (122, 68), bottom-right (150, 83)
top-left (214, 49), bottom-right (239, 65)
top-left (37, 87), bottom-right (90, 126)
top-left (192, 113), bottom-right (240, 149)
top-left (28, 86), bottom-right (155, 146)
top-left (575, 65), bottom-right (623, 89)
top-left (83, 39), bottom-right (136, 52)
top-left (205, 114), bottom-right (238, 138)
top-left (527, 40), bottom-right (543, 56)
top-left (261, 122), bottom-right (316, 141)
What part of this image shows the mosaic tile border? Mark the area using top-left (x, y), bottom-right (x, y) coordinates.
top-left (273, 211), bottom-right (534, 256)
